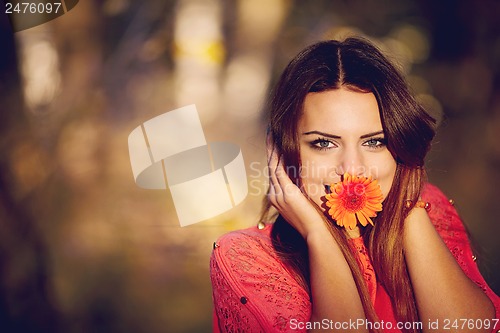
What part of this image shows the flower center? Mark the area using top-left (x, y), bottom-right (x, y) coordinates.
top-left (341, 184), bottom-right (366, 212)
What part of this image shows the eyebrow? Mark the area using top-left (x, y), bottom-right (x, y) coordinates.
top-left (302, 130), bottom-right (384, 139)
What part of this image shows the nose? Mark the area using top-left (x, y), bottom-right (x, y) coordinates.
top-left (336, 146), bottom-right (365, 177)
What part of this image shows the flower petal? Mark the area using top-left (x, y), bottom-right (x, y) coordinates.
top-left (324, 172), bottom-right (383, 229)
top-left (344, 213), bottom-right (357, 230)
top-left (356, 211), bottom-right (369, 227)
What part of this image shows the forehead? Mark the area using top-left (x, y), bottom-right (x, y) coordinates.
top-left (299, 88), bottom-right (382, 134)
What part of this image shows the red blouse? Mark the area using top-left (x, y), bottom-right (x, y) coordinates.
top-left (210, 183), bottom-right (500, 332)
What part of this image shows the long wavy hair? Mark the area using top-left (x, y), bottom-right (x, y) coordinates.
top-left (261, 37), bottom-right (436, 333)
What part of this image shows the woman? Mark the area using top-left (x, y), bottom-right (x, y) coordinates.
top-left (210, 37), bottom-right (500, 333)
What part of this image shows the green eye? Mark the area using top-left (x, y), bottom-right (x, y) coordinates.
top-left (310, 138), bottom-right (336, 150)
top-left (318, 140), bottom-right (330, 147)
top-left (363, 137), bottom-right (386, 149)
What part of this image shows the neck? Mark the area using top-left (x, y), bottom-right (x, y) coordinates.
top-left (346, 227), bottom-right (361, 239)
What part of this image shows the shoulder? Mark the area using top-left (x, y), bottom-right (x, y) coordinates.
top-left (421, 182), bottom-right (468, 241)
top-left (421, 185), bottom-right (500, 317)
top-left (421, 182), bottom-right (454, 207)
top-left (421, 182), bottom-right (453, 205)
top-left (210, 224), bottom-right (287, 280)
top-left (210, 223), bottom-right (309, 300)
top-left (210, 224), bottom-right (311, 331)
top-left (213, 224), bottom-right (275, 255)
top-left (421, 183), bottom-right (477, 272)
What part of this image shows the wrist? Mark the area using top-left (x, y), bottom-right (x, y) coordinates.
top-left (305, 224), bottom-right (335, 246)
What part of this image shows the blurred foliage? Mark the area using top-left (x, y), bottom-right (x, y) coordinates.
top-left (0, 0), bottom-right (499, 332)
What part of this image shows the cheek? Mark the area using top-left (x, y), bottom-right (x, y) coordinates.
top-left (299, 156), bottom-right (337, 201)
top-left (375, 158), bottom-right (397, 198)
top-left (300, 162), bottom-right (329, 181)
top-left (300, 152), bottom-right (339, 183)
top-left (363, 151), bottom-right (396, 198)
top-left (300, 164), bottom-right (326, 200)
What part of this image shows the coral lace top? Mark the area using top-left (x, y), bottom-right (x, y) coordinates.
top-left (210, 183), bottom-right (500, 332)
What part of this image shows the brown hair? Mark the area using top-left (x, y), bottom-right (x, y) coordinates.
top-left (262, 37), bottom-right (435, 333)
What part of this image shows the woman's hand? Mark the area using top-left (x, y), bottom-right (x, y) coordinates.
top-left (267, 136), bottom-right (328, 239)
top-left (267, 135), bottom-right (369, 332)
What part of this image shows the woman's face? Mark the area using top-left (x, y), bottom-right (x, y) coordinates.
top-left (297, 87), bottom-right (397, 207)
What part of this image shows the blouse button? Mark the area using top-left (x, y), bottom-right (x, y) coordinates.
top-left (240, 297), bottom-right (248, 304)
top-left (472, 255), bottom-right (477, 262)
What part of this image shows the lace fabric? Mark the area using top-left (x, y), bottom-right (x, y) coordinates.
top-left (211, 226), bottom-right (311, 332)
top-left (349, 237), bottom-right (377, 304)
top-left (210, 183), bottom-right (500, 332)
top-left (422, 183), bottom-right (500, 325)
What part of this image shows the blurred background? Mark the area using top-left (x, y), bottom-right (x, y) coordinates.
top-left (0, 0), bottom-right (499, 332)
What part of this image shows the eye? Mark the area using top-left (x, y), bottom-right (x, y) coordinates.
top-left (310, 138), bottom-right (336, 151)
top-left (363, 137), bottom-right (386, 149)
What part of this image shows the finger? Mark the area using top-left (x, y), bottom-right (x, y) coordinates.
top-left (275, 156), bottom-right (295, 195)
top-left (266, 131), bottom-right (275, 174)
top-left (266, 139), bottom-right (283, 198)
top-left (271, 165), bottom-right (283, 197)
top-left (268, 163), bottom-right (283, 207)
top-left (267, 144), bottom-right (278, 173)
top-left (267, 181), bottom-right (277, 206)
top-left (266, 131), bottom-right (275, 165)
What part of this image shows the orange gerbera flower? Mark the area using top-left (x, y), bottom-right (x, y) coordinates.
top-left (325, 173), bottom-right (384, 230)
